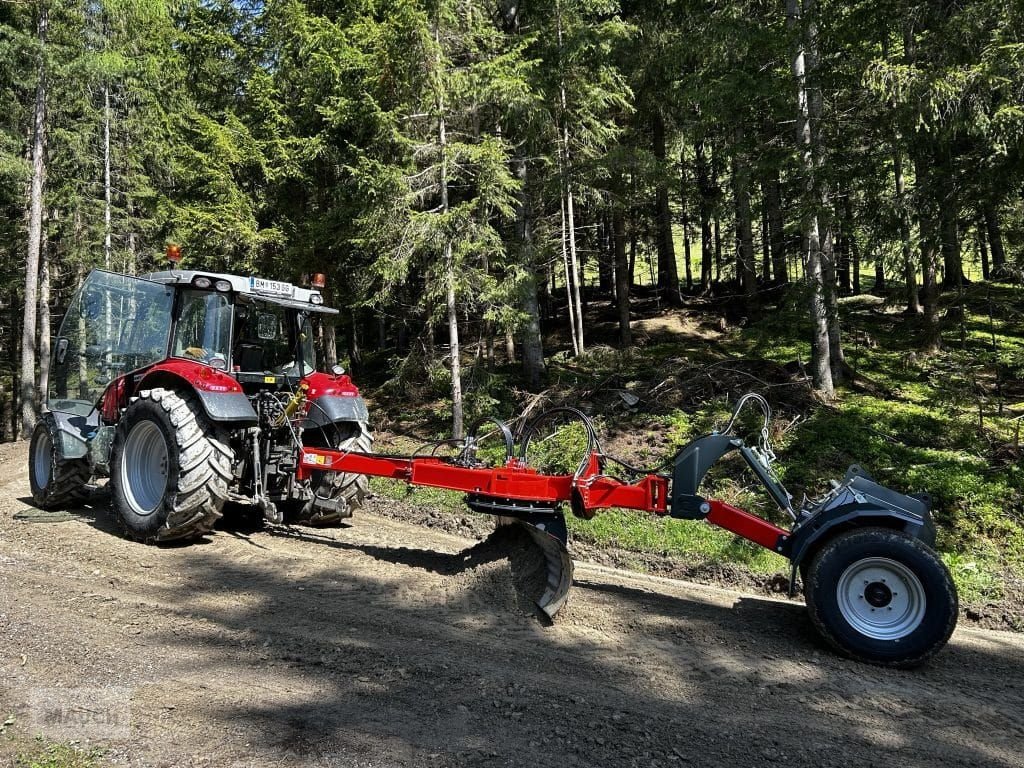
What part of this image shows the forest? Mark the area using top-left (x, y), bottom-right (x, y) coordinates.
top-left (1, 1), bottom-right (1023, 612)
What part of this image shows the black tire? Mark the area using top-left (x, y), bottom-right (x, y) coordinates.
top-left (804, 527), bottom-right (958, 668)
top-left (286, 424), bottom-right (372, 527)
top-left (28, 419), bottom-right (91, 509)
top-left (110, 388), bottom-right (233, 543)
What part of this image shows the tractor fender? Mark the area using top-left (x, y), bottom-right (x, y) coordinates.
top-left (135, 368), bottom-right (258, 426)
top-left (41, 409), bottom-right (98, 461)
top-left (194, 389), bottom-right (259, 424)
top-left (303, 394), bottom-right (369, 429)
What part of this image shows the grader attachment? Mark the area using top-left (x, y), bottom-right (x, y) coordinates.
top-left (298, 396), bottom-right (958, 668)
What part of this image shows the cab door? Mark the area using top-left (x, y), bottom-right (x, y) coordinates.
top-left (50, 270), bottom-right (174, 417)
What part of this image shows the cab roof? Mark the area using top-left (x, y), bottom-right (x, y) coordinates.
top-left (142, 270), bottom-right (339, 315)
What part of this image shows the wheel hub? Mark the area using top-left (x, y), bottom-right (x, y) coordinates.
top-left (836, 557), bottom-right (927, 640)
top-left (864, 581), bottom-right (893, 608)
top-left (120, 419), bottom-right (170, 517)
top-left (33, 430), bottom-right (53, 489)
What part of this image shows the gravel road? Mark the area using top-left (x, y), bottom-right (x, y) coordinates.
top-left (1, 440), bottom-right (1022, 767)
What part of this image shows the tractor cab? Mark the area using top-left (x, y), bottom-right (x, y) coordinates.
top-left (48, 268), bottom-right (337, 419)
top-left (143, 269), bottom-right (336, 392)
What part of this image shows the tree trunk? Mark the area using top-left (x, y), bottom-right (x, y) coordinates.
top-left (730, 131), bottom-right (757, 303)
top-left (821, 232), bottom-right (846, 380)
top-left (569, 186), bottom-right (585, 339)
top-left (919, 218), bottom-right (942, 353)
top-left (983, 203), bottom-right (1006, 276)
top-left (504, 330), bottom-right (515, 364)
top-left (893, 151), bottom-right (919, 312)
top-left (714, 215), bottom-right (722, 283)
top-left (38, 229), bottom-right (50, 408)
top-left (873, 246), bottom-right (885, 293)
top-left (852, 237), bottom-right (861, 295)
top-left (977, 218), bottom-right (990, 280)
top-left (104, 85), bottom-right (112, 269)
top-left (445, 247), bottom-right (463, 438)
top-left (788, 0), bottom-right (833, 396)
top-left (21, 4), bottom-right (48, 437)
top-left (560, 191), bottom-right (581, 356)
top-left (9, 286), bottom-right (19, 440)
top-left (914, 152), bottom-right (942, 352)
top-left (513, 158), bottom-right (545, 388)
top-left (434, 25), bottom-right (462, 437)
top-left (612, 199), bottom-right (631, 347)
top-left (556, 6), bottom-right (585, 353)
top-left (323, 322), bottom-right (338, 367)
top-left (837, 219), bottom-right (851, 295)
top-left (939, 172), bottom-right (963, 290)
top-left (678, 147), bottom-right (693, 291)
top-left (596, 212), bottom-right (612, 293)
top-left (760, 196), bottom-right (770, 283)
top-left (696, 139), bottom-right (713, 292)
top-left (628, 226), bottom-right (637, 286)
top-left (764, 171), bottom-right (787, 285)
top-left (652, 112), bottom-right (680, 305)
top-left (806, 221), bottom-right (833, 396)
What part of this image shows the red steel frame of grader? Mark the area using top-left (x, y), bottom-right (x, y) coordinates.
top-left (296, 396), bottom-right (959, 668)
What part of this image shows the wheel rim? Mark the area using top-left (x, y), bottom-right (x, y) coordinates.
top-left (836, 556), bottom-right (927, 640)
top-left (33, 430), bottom-right (52, 489)
top-left (120, 420), bottom-right (169, 516)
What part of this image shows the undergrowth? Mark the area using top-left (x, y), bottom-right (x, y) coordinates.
top-left (362, 281), bottom-right (1024, 611)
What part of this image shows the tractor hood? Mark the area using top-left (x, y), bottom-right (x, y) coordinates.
top-left (142, 270), bottom-right (339, 314)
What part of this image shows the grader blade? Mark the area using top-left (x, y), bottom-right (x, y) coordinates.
top-left (496, 513), bottom-right (574, 618)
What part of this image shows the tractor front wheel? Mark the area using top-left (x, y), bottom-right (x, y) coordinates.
top-left (110, 388), bottom-right (232, 543)
top-left (804, 527), bottom-right (958, 668)
top-left (28, 419), bottom-right (91, 509)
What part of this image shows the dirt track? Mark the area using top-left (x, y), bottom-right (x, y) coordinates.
top-left (1, 440), bottom-right (1023, 768)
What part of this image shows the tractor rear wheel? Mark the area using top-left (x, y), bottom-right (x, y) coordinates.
top-left (110, 388), bottom-right (232, 543)
top-left (28, 419), bottom-right (91, 509)
top-left (287, 424), bottom-right (371, 527)
top-left (804, 527), bottom-right (958, 668)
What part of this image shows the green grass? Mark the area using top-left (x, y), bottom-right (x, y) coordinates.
top-left (567, 509), bottom-right (782, 574)
top-left (14, 742), bottom-right (104, 768)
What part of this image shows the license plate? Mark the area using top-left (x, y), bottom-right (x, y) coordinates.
top-left (250, 277), bottom-right (293, 296)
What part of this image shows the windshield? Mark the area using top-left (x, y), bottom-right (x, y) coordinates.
top-left (172, 290), bottom-right (232, 368)
top-left (232, 301), bottom-right (315, 375)
top-left (50, 270), bottom-right (174, 415)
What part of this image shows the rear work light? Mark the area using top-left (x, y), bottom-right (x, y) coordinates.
top-left (310, 293), bottom-right (324, 305)
top-left (192, 276), bottom-right (212, 289)
top-left (215, 279), bottom-right (232, 292)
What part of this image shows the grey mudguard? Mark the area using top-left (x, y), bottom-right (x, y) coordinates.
top-left (303, 395), bottom-right (369, 428)
top-left (195, 390), bottom-right (258, 425)
top-left (45, 410), bottom-right (100, 461)
top-left (785, 465), bottom-right (936, 567)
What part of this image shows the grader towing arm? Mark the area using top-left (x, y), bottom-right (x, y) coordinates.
top-left (299, 395), bottom-right (959, 668)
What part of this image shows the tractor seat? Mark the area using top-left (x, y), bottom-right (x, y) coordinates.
top-left (236, 343), bottom-right (265, 372)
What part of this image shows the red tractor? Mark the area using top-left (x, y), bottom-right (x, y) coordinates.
top-left (28, 267), bottom-right (372, 542)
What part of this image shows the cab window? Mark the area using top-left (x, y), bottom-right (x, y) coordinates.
top-left (172, 291), bottom-right (231, 367)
